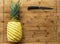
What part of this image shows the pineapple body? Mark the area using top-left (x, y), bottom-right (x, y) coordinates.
top-left (7, 0), bottom-right (22, 42)
top-left (7, 21), bottom-right (22, 42)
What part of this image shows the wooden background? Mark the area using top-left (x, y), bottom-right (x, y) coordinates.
top-left (0, 0), bottom-right (60, 44)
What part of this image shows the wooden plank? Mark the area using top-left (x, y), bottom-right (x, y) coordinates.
top-left (57, 26), bottom-right (60, 42)
top-left (57, 13), bottom-right (60, 26)
top-left (0, 42), bottom-right (46, 44)
top-left (22, 38), bottom-right (36, 43)
top-left (0, 23), bottom-right (3, 42)
top-left (23, 27), bottom-right (39, 31)
top-left (22, 26), bottom-right (56, 42)
top-left (56, 1), bottom-right (60, 42)
top-left (0, 13), bottom-right (3, 21)
top-left (3, 13), bottom-right (10, 42)
top-left (33, 26), bottom-right (57, 42)
top-left (0, 31), bottom-right (3, 42)
top-left (4, 0), bottom-right (56, 13)
top-left (48, 42), bottom-right (58, 44)
top-left (21, 42), bottom-right (46, 44)
top-left (40, 0), bottom-right (56, 7)
top-left (4, 0), bottom-right (11, 13)
top-left (0, 13), bottom-right (3, 42)
top-left (0, 43), bottom-right (12, 44)
top-left (21, 12), bottom-right (57, 27)
top-left (0, 0), bottom-right (3, 13)
top-left (4, 13), bottom-right (10, 22)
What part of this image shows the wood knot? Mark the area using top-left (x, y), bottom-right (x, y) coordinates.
top-left (1, 21), bottom-right (4, 23)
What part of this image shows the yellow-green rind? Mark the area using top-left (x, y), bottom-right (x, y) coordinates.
top-left (7, 22), bottom-right (22, 42)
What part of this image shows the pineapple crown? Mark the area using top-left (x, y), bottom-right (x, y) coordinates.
top-left (10, 0), bottom-right (20, 20)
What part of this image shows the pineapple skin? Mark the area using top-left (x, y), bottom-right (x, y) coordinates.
top-left (7, 21), bottom-right (22, 42)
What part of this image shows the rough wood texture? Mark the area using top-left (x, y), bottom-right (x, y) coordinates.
top-left (0, 0), bottom-right (60, 44)
top-left (0, 1), bottom-right (3, 13)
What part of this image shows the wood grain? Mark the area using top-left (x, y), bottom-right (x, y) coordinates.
top-left (0, 0), bottom-right (3, 13)
top-left (48, 42), bottom-right (58, 44)
top-left (0, 0), bottom-right (60, 44)
top-left (3, 0), bottom-right (56, 13)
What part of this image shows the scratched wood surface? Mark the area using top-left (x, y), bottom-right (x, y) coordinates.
top-left (0, 0), bottom-right (60, 44)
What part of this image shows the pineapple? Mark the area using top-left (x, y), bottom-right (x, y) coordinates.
top-left (7, 0), bottom-right (22, 42)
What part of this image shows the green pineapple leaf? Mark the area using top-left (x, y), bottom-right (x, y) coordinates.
top-left (10, 0), bottom-right (20, 20)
